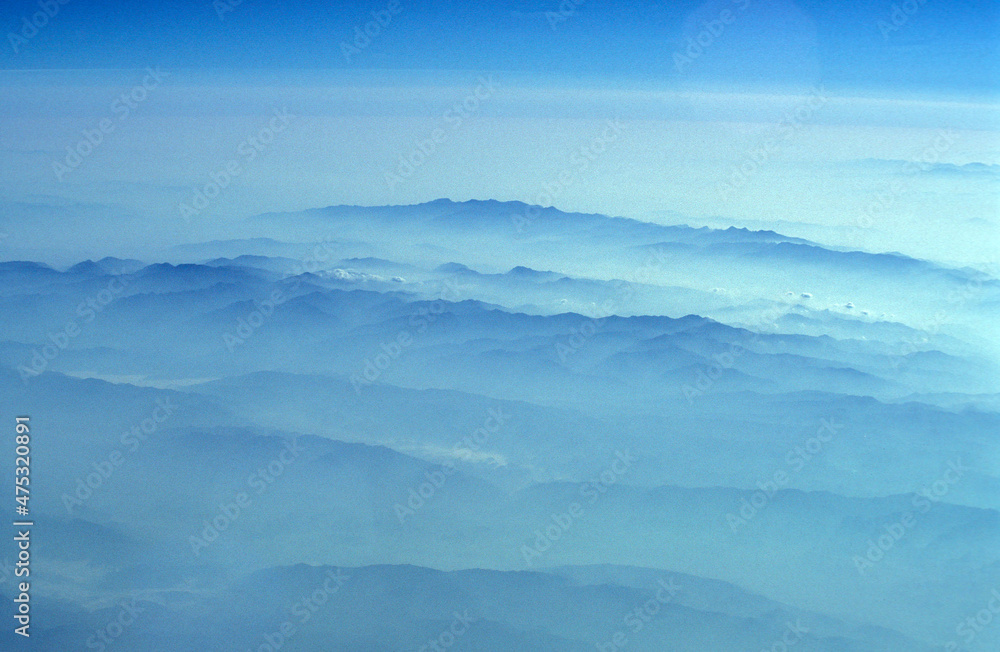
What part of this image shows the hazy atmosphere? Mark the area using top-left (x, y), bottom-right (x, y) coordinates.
top-left (0, 0), bottom-right (997, 650)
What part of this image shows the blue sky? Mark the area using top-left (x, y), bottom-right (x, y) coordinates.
top-left (2, 0), bottom-right (997, 97)
top-left (0, 0), bottom-right (996, 267)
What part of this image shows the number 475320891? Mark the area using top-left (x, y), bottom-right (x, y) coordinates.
top-left (15, 417), bottom-right (30, 516)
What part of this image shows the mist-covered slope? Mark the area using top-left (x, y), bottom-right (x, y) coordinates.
top-left (0, 200), bottom-right (996, 650)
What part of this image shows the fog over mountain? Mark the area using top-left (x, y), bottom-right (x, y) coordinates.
top-left (2, 0), bottom-right (997, 646)
top-left (0, 197), bottom-right (996, 650)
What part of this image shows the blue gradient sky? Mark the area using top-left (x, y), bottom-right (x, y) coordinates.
top-left (2, 0), bottom-right (997, 96)
top-left (0, 0), bottom-right (997, 266)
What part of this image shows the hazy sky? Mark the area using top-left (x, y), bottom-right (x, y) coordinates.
top-left (0, 0), bottom-right (997, 266)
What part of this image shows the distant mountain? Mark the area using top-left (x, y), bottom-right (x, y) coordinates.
top-left (507, 265), bottom-right (563, 281)
top-left (0, 196), bottom-right (996, 651)
top-left (249, 199), bottom-right (817, 248)
top-left (95, 256), bottom-right (146, 274)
